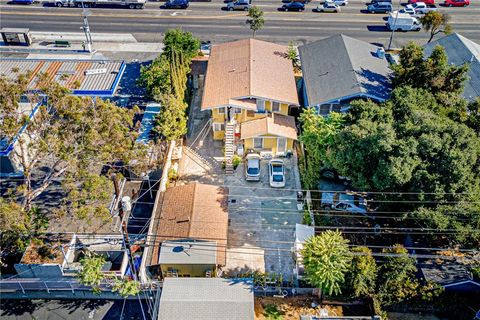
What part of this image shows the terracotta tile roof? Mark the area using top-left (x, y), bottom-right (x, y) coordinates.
top-left (241, 113), bottom-right (297, 140)
top-left (201, 39), bottom-right (299, 110)
top-left (151, 183), bottom-right (229, 266)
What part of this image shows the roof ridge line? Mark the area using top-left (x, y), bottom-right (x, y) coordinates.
top-left (341, 35), bottom-right (361, 89)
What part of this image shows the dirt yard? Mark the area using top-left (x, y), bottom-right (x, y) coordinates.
top-left (254, 296), bottom-right (343, 320)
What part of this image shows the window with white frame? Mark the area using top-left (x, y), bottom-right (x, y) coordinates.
top-left (272, 101), bottom-right (280, 113)
top-left (213, 123), bottom-right (225, 131)
top-left (234, 107), bottom-right (242, 114)
top-left (253, 137), bottom-right (263, 149)
top-left (218, 107), bottom-right (225, 114)
top-left (256, 99), bottom-right (265, 113)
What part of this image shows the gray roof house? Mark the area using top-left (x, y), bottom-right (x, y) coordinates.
top-left (158, 278), bottom-right (254, 320)
top-left (299, 34), bottom-right (391, 115)
top-left (424, 33), bottom-right (480, 102)
top-left (420, 262), bottom-right (480, 293)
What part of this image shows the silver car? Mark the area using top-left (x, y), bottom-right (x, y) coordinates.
top-left (245, 154), bottom-right (261, 181)
top-left (227, 0), bottom-right (251, 10)
top-left (317, 1), bottom-right (341, 12)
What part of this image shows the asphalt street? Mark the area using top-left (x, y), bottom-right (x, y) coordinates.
top-left (0, 0), bottom-right (479, 47)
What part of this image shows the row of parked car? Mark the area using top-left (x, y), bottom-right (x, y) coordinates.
top-left (159, 0), bottom-right (470, 11)
top-left (245, 154), bottom-right (287, 188)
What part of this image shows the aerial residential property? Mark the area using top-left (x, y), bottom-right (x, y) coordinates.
top-left (1, 3), bottom-right (479, 320)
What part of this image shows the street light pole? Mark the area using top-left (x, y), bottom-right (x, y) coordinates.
top-left (80, 3), bottom-right (93, 52)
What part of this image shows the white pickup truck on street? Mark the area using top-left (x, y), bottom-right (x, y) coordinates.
top-left (321, 192), bottom-right (370, 216)
top-left (412, 2), bottom-right (438, 14)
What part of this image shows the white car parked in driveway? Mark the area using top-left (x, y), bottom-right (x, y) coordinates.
top-left (268, 159), bottom-right (286, 188)
top-left (245, 153), bottom-right (261, 181)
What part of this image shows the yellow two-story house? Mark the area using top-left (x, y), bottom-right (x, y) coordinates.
top-left (201, 38), bottom-right (299, 156)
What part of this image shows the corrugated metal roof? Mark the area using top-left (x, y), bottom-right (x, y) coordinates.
top-left (0, 58), bottom-right (124, 95)
top-left (158, 278), bottom-right (254, 320)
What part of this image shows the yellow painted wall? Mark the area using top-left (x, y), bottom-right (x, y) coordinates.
top-left (212, 108), bottom-right (226, 123)
top-left (160, 263), bottom-right (216, 278)
top-left (244, 136), bottom-right (294, 155)
top-left (213, 129), bottom-right (225, 140)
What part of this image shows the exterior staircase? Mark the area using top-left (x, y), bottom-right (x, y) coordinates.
top-left (224, 122), bottom-right (236, 175)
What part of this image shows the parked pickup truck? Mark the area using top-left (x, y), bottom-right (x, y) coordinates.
top-left (411, 2), bottom-right (437, 14)
top-left (321, 192), bottom-right (369, 216)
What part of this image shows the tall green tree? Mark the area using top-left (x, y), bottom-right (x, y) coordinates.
top-left (139, 55), bottom-right (172, 100)
top-left (377, 245), bottom-right (419, 306)
top-left (301, 230), bottom-right (352, 296)
top-left (162, 29), bottom-right (200, 61)
top-left (0, 73), bottom-right (147, 219)
top-left (299, 108), bottom-right (344, 189)
top-left (419, 11), bottom-right (452, 43)
top-left (346, 246), bottom-right (377, 298)
top-left (154, 94), bottom-right (188, 141)
top-left (246, 6), bottom-right (265, 38)
top-left (330, 86), bottom-right (480, 199)
top-left (392, 43), bottom-right (469, 98)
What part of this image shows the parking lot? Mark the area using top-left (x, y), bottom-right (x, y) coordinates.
top-left (222, 156), bottom-right (303, 279)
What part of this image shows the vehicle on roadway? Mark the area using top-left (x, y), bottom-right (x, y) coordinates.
top-left (268, 159), bottom-right (286, 188)
top-left (443, 0), bottom-right (469, 6)
top-left (411, 2), bottom-right (437, 14)
top-left (366, 2), bottom-right (392, 12)
top-left (316, 1), bottom-right (341, 12)
top-left (369, 0), bottom-right (391, 4)
top-left (245, 153), bottom-right (261, 181)
top-left (281, 1), bottom-right (305, 11)
top-left (386, 12), bottom-right (421, 31)
top-left (281, 0), bottom-right (311, 3)
top-left (227, 0), bottom-right (250, 10)
top-left (409, 0), bottom-right (434, 5)
top-left (327, 0), bottom-right (348, 5)
top-left (162, 0), bottom-right (189, 9)
top-left (399, 4), bottom-right (416, 15)
top-left (10, 0), bottom-right (34, 4)
top-left (49, 0), bottom-right (145, 8)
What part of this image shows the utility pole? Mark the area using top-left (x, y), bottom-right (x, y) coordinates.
top-left (112, 174), bottom-right (138, 279)
top-left (80, 4), bottom-right (93, 53)
top-left (387, 0), bottom-right (402, 51)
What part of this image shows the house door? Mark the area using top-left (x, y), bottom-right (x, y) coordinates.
top-left (277, 138), bottom-right (287, 155)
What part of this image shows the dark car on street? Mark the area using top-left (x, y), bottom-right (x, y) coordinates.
top-left (281, 1), bottom-right (305, 11)
top-left (162, 0), bottom-right (189, 9)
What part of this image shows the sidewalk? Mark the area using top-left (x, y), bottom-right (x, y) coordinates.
top-left (0, 32), bottom-right (164, 56)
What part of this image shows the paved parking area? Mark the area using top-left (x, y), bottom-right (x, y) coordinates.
top-left (179, 76), bottom-right (303, 279)
top-left (223, 157), bottom-right (302, 280)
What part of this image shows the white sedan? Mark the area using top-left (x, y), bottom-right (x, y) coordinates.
top-left (317, 1), bottom-right (341, 11)
top-left (327, 0), bottom-right (347, 5)
top-left (268, 159), bottom-right (286, 188)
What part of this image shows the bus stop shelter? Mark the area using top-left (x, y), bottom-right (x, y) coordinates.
top-left (0, 28), bottom-right (32, 46)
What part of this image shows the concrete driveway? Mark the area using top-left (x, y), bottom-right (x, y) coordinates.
top-left (223, 157), bottom-right (303, 280)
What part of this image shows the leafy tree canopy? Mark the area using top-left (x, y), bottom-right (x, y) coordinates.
top-left (299, 109), bottom-right (345, 189)
top-left (154, 94), bottom-right (188, 141)
top-left (419, 11), bottom-right (452, 43)
top-left (301, 230), bottom-right (352, 296)
top-left (330, 86), bottom-right (480, 200)
top-left (0, 73), bottom-right (147, 220)
top-left (346, 246), bottom-right (377, 298)
top-left (392, 43), bottom-right (469, 99)
top-left (162, 29), bottom-right (200, 61)
top-left (246, 6), bottom-right (265, 38)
